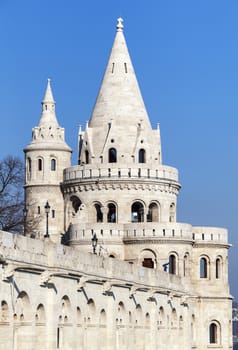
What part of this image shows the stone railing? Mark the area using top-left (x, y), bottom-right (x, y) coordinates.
top-left (66, 222), bottom-right (228, 244)
top-left (192, 226), bottom-right (228, 244)
top-left (63, 164), bottom-right (179, 183)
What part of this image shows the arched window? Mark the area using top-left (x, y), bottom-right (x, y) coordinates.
top-left (138, 149), bottom-right (146, 163)
top-left (209, 322), bottom-right (219, 344)
top-left (51, 158), bottom-right (56, 171)
top-left (108, 148), bottom-right (117, 163)
top-left (107, 203), bottom-right (116, 223)
top-left (70, 196), bottom-right (82, 214)
top-left (216, 258), bottom-right (221, 279)
top-left (38, 158), bottom-right (43, 171)
top-left (183, 253), bottom-right (189, 277)
top-left (200, 257), bottom-right (208, 278)
top-left (85, 150), bottom-right (89, 164)
top-left (141, 249), bottom-right (156, 269)
top-left (147, 202), bottom-right (159, 222)
top-left (169, 254), bottom-right (176, 274)
top-left (95, 203), bottom-right (103, 222)
top-left (169, 203), bottom-right (176, 222)
top-left (131, 202), bottom-right (144, 222)
top-left (27, 158), bottom-right (32, 172)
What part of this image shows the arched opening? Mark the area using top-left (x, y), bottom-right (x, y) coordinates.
top-left (51, 158), bottom-right (56, 171)
top-left (138, 149), bottom-right (146, 163)
top-left (216, 258), bottom-right (221, 279)
top-left (169, 203), bottom-right (176, 222)
top-left (171, 308), bottom-right (177, 328)
top-left (1, 301), bottom-right (9, 322)
top-left (107, 203), bottom-right (116, 223)
top-left (94, 203), bottom-right (103, 222)
top-left (183, 253), bottom-right (189, 277)
top-left (131, 201), bottom-right (144, 222)
top-left (85, 150), bottom-right (89, 164)
top-left (38, 158), bottom-right (43, 171)
top-left (209, 322), bottom-right (219, 344)
top-left (147, 202), bottom-right (159, 222)
top-left (108, 148), bottom-right (117, 163)
top-left (169, 254), bottom-right (176, 274)
top-left (200, 257), bottom-right (208, 278)
top-left (27, 158), bottom-right (32, 172)
top-left (158, 306), bottom-right (165, 327)
top-left (70, 196), bottom-right (82, 214)
top-left (141, 249), bottom-right (156, 269)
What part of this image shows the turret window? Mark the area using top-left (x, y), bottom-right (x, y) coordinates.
top-left (169, 254), bottom-right (176, 274)
top-left (200, 257), bottom-right (208, 278)
top-left (94, 203), bottom-right (103, 223)
top-left (38, 159), bottom-right (43, 171)
top-left (209, 322), bottom-right (220, 344)
top-left (85, 150), bottom-right (89, 164)
top-left (109, 148), bottom-right (117, 163)
top-left (169, 203), bottom-right (176, 222)
top-left (147, 202), bottom-right (159, 222)
top-left (51, 159), bottom-right (56, 171)
top-left (107, 203), bottom-right (116, 223)
top-left (27, 158), bottom-right (32, 172)
top-left (131, 202), bottom-right (144, 222)
top-left (215, 258), bottom-right (221, 279)
top-left (138, 149), bottom-right (146, 163)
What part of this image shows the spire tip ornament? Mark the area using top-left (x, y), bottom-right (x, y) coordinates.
top-left (117, 17), bottom-right (124, 32)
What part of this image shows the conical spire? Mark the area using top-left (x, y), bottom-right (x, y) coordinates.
top-left (39, 79), bottom-right (58, 127)
top-left (89, 18), bottom-right (151, 129)
top-left (42, 78), bottom-right (55, 103)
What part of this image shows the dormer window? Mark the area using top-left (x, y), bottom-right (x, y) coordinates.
top-left (85, 150), bottom-right (89, 164)
top-left (109, 148), bottom-right (117, 163)
top-left (138, 149), bottom-right (146, 163)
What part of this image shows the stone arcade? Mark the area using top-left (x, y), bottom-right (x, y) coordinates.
top-left (0, 18), bottom-right (233, 349)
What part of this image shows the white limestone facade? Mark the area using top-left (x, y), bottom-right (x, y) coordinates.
top-left (0, 18), bottom-right (232, 349)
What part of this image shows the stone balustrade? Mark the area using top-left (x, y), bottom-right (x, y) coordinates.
top-left (63, 164), bottom-right (179, 183)
top-left (66, 222), bottom-right (228, 244)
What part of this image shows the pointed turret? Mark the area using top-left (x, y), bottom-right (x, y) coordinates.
top-left (38, 79), bottom-right (58, 128)
top-left (79, 18), bottom-right (162, 166)
top-left (89, 18), bottom-right (151, 129)
top-left (24, 80), bottom-right (72, 242)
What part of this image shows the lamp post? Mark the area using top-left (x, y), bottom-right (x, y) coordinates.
top-left (44, 201), bottom-right (50, 238)
top-left (91, 232), bottom-right (98, 254)
top-left (23, 205), bottom-right (28, 236)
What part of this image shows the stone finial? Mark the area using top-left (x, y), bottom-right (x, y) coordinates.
top-left (117, 17), bottom-right (124, 32)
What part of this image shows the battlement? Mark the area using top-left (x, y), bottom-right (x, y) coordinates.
top-left (63, 164), bottom-right (179, 183)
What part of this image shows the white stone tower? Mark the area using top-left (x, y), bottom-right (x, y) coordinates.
top-left (62, 18), bottom-right (181, 261)
top-left (24, 79), bottom-right (72, 241)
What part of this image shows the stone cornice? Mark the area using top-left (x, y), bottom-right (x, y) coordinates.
top-left (62, 178), bottom-right (180, 195)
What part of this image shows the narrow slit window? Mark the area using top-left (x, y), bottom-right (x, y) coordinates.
top-left (51, 159), bottom-right (56, 171)
top-left (112, 62), bottom-right (115, 73)
top-left (38, 159), bottom-right (42, 171)
top-left (124, 62), bottom-right (127, 73)
top-left (200, 257), bottom-right (208, 278)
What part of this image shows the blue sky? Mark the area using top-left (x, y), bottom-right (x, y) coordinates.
top-left (0, 0), bottom-right (238, 300)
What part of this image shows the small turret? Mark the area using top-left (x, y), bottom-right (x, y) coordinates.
top-left (24, 80), bottom-right (72, 242)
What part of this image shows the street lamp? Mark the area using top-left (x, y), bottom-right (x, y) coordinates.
top-left (91, 232), bottom-right (98, 254)
top-left (44, 201), bottom-right (50, 238)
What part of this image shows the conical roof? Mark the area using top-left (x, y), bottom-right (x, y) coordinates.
top-left (38, 79), bottom-right (59, 127)
top-left (89, 18), bottom-right (151, 129)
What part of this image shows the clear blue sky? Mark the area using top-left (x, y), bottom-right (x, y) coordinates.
top-left (0, 0), bottom-right (238, 300)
